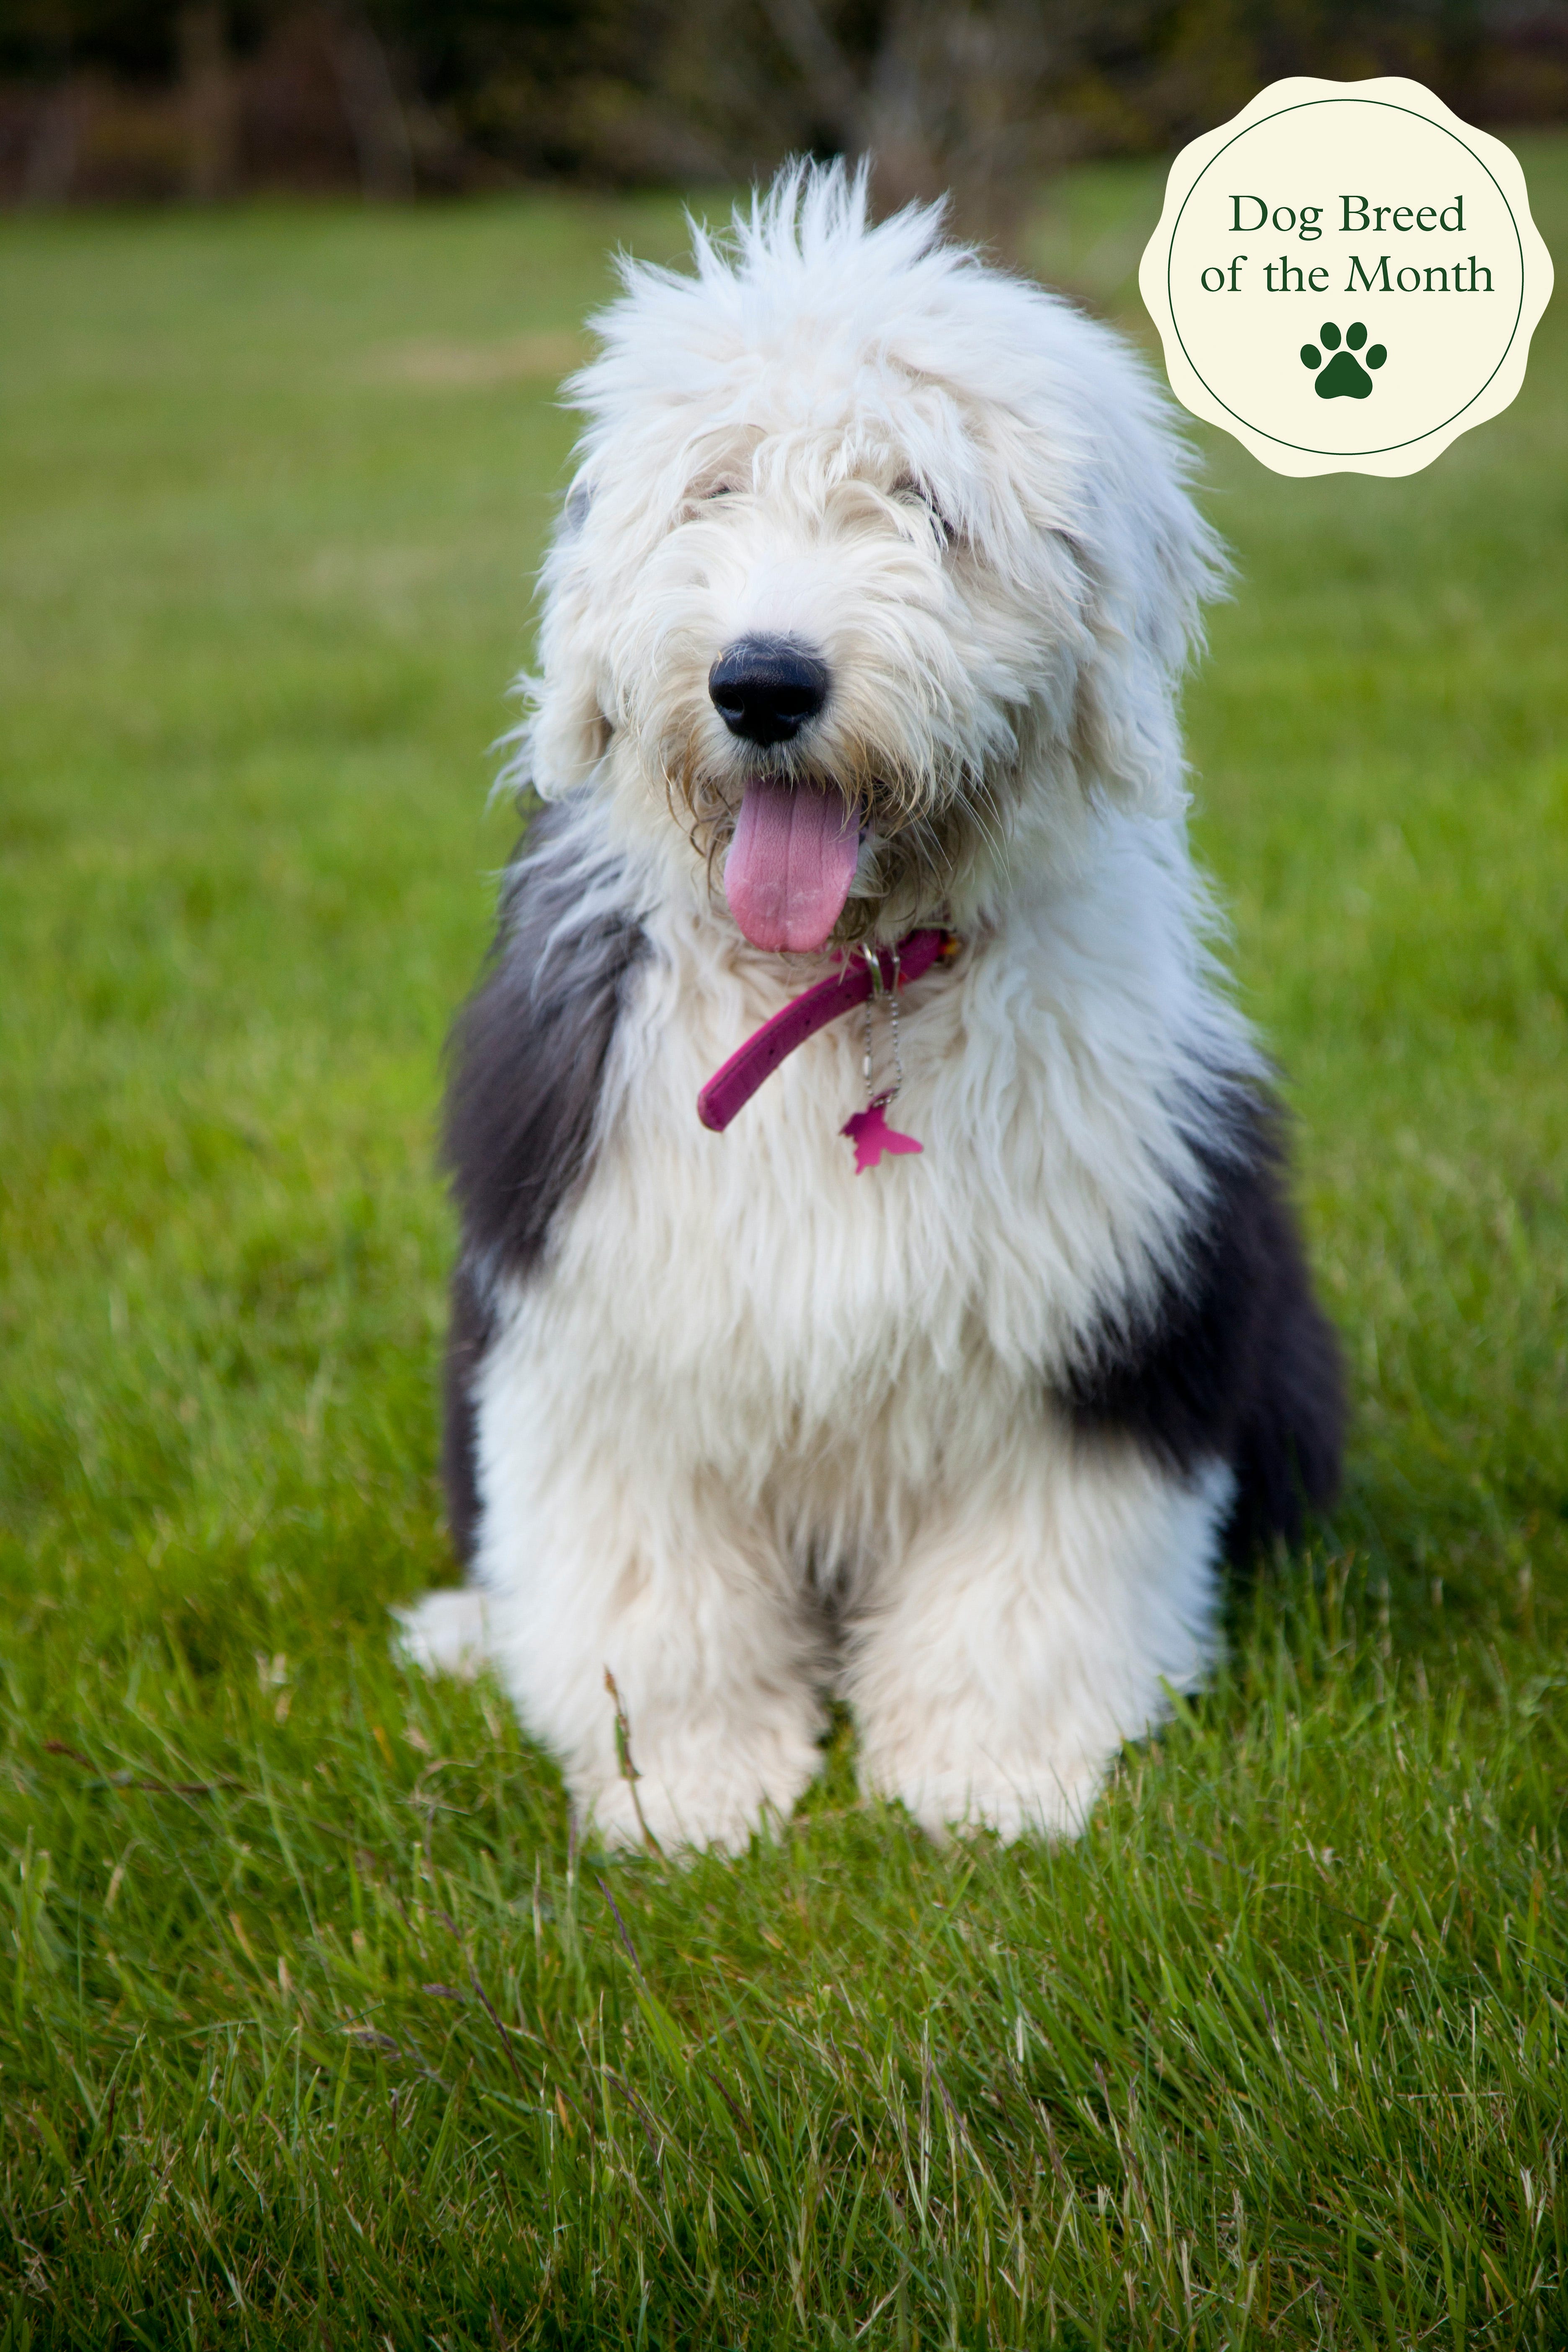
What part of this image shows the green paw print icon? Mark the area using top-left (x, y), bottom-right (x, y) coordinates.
top-left (1300, 320), bottom-right (1387, 400)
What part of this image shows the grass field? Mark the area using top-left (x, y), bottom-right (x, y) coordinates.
top-left (1, 146), bottom-right (1565, 2348)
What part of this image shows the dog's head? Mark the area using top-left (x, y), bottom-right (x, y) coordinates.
top-left (523, 162), bottom-right (1222, 951)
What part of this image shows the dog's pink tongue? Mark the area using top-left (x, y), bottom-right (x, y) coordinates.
top-left (725, 780), bottom-right (860, 954)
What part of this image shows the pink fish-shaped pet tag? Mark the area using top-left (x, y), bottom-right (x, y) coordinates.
top-left (841, 1101), bottom-right (923, 1173)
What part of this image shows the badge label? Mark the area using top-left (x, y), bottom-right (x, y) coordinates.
top-left (1139, 77), bottom-right (1553, 476)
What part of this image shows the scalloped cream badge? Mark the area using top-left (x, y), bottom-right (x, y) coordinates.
top-left (1139, 77), bottom-right (1553, 476)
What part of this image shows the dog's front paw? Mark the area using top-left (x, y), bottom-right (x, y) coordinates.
top-left (861, 1743), bottom-right (1108, 1845)
top-left (391, 1587), bottom-right (490, 1679)
top-left (577, 1719), bottom-right (823, 1857)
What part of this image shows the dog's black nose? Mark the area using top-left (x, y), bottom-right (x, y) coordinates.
top-left (708, 637), bottom-right (829, 748)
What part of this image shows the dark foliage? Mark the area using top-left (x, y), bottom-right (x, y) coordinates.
top-left (0, 0), bottom-right (1558, 208)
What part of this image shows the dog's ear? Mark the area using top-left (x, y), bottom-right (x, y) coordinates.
top-left (521, 495), bottom-right (615, 797)
top-left (1062, 392), bottom-right (1226, 821)
top-left (516, 677), bottom-right (611, 800)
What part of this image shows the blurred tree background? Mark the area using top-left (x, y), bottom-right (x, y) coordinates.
top-left (0, 0), bottom-right (1563, 227)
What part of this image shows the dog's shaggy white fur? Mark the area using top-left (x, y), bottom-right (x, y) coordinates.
top-left (396, 163), bottom-right (1342, 1851)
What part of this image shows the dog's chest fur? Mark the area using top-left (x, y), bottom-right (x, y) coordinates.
top-left (443, 794), bottom-right (1341, 1579)
top-left (569, 872), bottom-right (1215, 1411)
top-left (445, 796), bottom-right (1273, 1521)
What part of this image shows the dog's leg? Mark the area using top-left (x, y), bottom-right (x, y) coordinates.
top-left (476, 1437), bottom-right (826, 1856)
top-left (845, 1422), bottom-right (1230, 1842)
top-left (392, 1586), bottom-right (491, 1678)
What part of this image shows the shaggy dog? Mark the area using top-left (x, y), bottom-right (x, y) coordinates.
top-left (396, 163), bottom-right (1343, 1851)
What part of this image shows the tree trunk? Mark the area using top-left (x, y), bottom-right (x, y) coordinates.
top-left (23, 83), bottom-right (84, 207)
top-left (327, 5), bottom-right (416, 202)
top-left (755, 0), bottom-right (1078, 253)
top-left (180, 4), bottom-right (238, 201)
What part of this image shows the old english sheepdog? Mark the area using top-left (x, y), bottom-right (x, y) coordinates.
top-left (396, 162), bottom-right (1343, 1850)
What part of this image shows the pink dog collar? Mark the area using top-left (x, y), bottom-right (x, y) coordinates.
top-left (697, 928), bottom-right (957, 1133)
